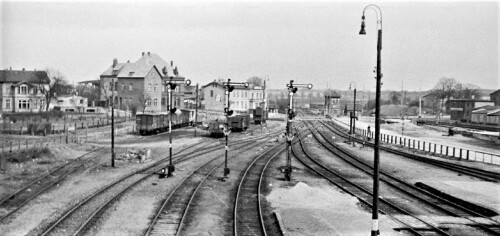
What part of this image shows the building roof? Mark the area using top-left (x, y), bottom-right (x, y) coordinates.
top-left (100, 52), bottom-right (177, 79)
top-left (202, 81), bottom-right (224, 88)
top-left (490, 89), bottom-right (500, 96)
top-left (0, 69), bottom-right (49, 84)
top-left (472, 105), bottom-right (500, 114)
top-left (447, 99), bottom-right (492, 102)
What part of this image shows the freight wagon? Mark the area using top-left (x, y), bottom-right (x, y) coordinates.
top-left (136, 110), bottom-right (191, 135)
top-left (253, 107), bottom-right (266, 124)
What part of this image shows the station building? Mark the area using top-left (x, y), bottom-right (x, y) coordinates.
top-left (100, 52), bottom-right (191, 114)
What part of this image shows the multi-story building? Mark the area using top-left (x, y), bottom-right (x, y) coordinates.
top-left (446, 99), bottom-right (495, 122)
top-left (201, 81), bottom-right (226, 112)
top-left (100, 52), bottom-right (190, 113)
top-left (231, 84), bottom-right (264, 113)
top-left (0, 68), bottom-right (49, 113)
top-left (490, 89), bottom-right (500, 106)
top-left (201, 80), bottom-right (265, 113)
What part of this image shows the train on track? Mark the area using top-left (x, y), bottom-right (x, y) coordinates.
top-left (208, 114), bottom-right (250, 137)
top-left (252, 107), bottom-right (266, 124)
top-left (136, 110), bottom-right (191, 135)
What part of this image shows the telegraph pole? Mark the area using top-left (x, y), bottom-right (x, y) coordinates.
top-left (194, 83), bottom-right (199, 137)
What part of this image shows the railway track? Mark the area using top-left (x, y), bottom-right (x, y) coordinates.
top-left (304, 121), bottom-right (500, 235)
top-left (0, 148), bottom-right (104, 224)
top-left (35, 132), bottom-right (280, 236)
top-left (320, 119), bottom-right (500, 182)
top-left (144, 135), bottom-right (281, 236)
top-left (233, 142), bottom-right (285, 236)
top-left (291, 127), bottom-right (451, 235)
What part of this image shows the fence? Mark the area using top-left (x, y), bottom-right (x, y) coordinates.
top-left (1, 117), bottom-right (129, 136)
top-left (330, 118), bottom-right (500, 165)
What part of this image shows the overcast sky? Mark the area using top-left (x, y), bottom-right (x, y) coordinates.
top-left (1, 0), bottom-right (498, 91)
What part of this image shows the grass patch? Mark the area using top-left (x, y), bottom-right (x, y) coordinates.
top-left (1, 147), bottom-right (53, 163)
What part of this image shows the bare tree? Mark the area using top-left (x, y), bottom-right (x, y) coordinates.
top-left (75, 83), bottom-right (100, 106)
top-left (32, 68), bottom-right (68, 111)
top-left (432, 77), bottom-right (458, 114)
top-left (454, 83), bottom-right (481, 99)
top-left (246, 76), bottom-right (263, 86)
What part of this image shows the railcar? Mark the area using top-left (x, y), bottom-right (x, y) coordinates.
top-left (253, 107), bottom-right (266, 124)
top-left (208, 121), bottom-right (226, 138)
top-left (228, 114), bottom-right (250, 131)
top-left (136, 109), bottom-right (192, 135)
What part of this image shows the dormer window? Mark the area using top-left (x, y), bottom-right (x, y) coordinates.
top-left (21, 86), bottom-right (28, 94)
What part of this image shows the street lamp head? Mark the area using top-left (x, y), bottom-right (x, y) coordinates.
top-left (186, 79), bottom-right (191, 86)
top-left (359, 15), bottom-right (366, 35)
top-left (307, 83), bottom-right (313, 89)
top-left (244, 82), bottom-right (249, 88)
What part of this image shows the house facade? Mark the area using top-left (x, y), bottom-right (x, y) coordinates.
top-left (490, 89), bottom-right (500, 106)
top-left (0, 68), bottom-right (49, 113)
top-left (100, 52), bottom-right (191, 113)
top-left (446, 99), bottom-right (495, 122)
top-left (231, 84), bottom-right (264, 113)
top-left (201, 81), bottom-right (226, 112)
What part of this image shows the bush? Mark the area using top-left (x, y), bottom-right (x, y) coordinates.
top-left (27, 122), bottom-right (53, 135)
top-left (2, 147), bottom-right (52, 163)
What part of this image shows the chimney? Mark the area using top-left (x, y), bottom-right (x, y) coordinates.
top-left (142, 52), bottom-right (145, 56)
top-left (34, 68), bottom-right (36, 71)
top-left (112, 58), bottom-right (118, 68)
top-left (147, 52), bottom-right (150, 56)
top-left (9, 66), bottom-right (12, 70)
top-left (22, 68), bottom-right (25, 71)
top-left (171, 61), bottom-right (173, 67)
top-left (127, 60), bottom-right (130, 63)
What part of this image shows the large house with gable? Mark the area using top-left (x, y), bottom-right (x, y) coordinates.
top-left (0, 68), bottom-right (49, 113)
top-left (100, 52), bottom-right (191, 113)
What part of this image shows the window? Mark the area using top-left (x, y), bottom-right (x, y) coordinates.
top-left (210, 90), bottom-right (214, 97)
top-left (33, 87), bottom-right (38, 94)
top-left (18, 100), bottom-right (28, 109)
top-left (6, 99), bottom-right (11, 109)
top-left (245, 91), bottom-right (247, 98)
top-left (16, 87), bottom-right (20, 94)
top-left (146, 98), bottom-right (151, 106)
top-left (115, 82), bottom-right (118, 90)
top-left (80, 99), bottom-right (84, 104)
top-left (154, 84), bottom-right (158, 91)
top-left (129, 83), bottom-right (133, 91)
top-left (162, 85), bottom-right (165, 92)
top-left (122, 83), bottom-right (125, 91)
top-left (21, 86), bottom-right (27, 94)
top-left (148, 83), bottom-right (152, 91)
top-left (162, 98), bottom-right (165, 105)
top-left (154, 98), bottom-right (158, 106)
top-left (109, 82), bottom-right (113, 91)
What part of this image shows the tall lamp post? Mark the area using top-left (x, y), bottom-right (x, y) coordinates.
top-left (284, 80), bottom-right (312, 181)
top-left (349, 82), bottom-right (357, 147)
top-left (222, 79), bottom-right (249, 178)
top-left (161, 66), bottom-right (191, 177)
top-left (360, 4), bottom-right (382, 236)
top-left (111, 78), bottom-right (115, 167)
